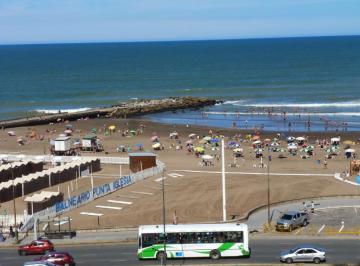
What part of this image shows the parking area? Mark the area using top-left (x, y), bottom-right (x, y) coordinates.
top-left (247, 196), bottom-right (360, 236)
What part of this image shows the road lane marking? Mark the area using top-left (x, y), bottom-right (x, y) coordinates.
top-left (171, 173), bottom-right (183, 177)
top-left (95, 205), bottom-right (122, 210)
top-left (80, 212), bottom-right (103, 216)
top-left (131, 191), bottom-right (154, 195)
top-left (107, 200), bottom-right (132, 205)
top-left (155, 177), bottom-right (167, 182)
top-left (317, 224), bottom-right (326, 234)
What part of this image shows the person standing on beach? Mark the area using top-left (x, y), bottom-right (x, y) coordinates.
top-left (323, 158), bottom-right (328, 169)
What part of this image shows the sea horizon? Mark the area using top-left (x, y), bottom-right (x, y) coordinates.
top-left (1, 35), bottom-right (360, 132)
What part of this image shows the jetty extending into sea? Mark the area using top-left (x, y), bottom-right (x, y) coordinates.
top-left (0, 97), bottom-right (219, 129)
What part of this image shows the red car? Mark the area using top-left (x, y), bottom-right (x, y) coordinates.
top-left (37, 251), bottom-right (75, 266)
top-left (18, 240), bottom-right (54, 255)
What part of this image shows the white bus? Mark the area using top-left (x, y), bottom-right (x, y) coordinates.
top-left (138, 223), bottom-right (250, 260)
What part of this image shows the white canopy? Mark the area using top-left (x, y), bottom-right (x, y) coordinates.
top-left (24, 191), bottom-right (61, 203)
top-left (345, 148), bottom-right (355, 153)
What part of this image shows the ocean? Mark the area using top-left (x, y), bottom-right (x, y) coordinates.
top-left (0, 36), bottom-right (360, 132)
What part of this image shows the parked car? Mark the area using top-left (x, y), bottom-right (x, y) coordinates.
top-left (18, 240), bottom-right (54, 255)
top-left (276, 211), bottom-right (309, 231)
top-left (24, 261), bottom-right (57, 266)
top-left (280, 244), bottom-right (326, 264)
top-left (36, 251), bottom-right (75, 266)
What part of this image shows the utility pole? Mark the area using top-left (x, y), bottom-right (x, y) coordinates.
top-left (161, 169), bottom-right (167, 265)
top-left (221, 138), bottom-right (227, 222)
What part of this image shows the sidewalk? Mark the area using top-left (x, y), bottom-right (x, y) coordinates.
top-left (0, 228), bottom-right (138, 248)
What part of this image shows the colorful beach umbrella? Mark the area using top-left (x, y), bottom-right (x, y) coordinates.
top-left (202, 154), bottom-right (214, 160)
top-left (152, 143), bottom-right (161, 148)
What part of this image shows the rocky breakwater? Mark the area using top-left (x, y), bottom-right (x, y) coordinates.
top-left (107, 97), bottom-right (219, 118)
top-left (0, 97), bottom-right (219, 129)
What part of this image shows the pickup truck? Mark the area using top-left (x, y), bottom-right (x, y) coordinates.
top-left (276, 211), bottom-right (309, 232)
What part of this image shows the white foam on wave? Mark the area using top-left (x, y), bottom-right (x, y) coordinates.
top-left (222, 99), bottom-right (360, 108)
top-left (204, 111), bottom-right (360, 117)
top-left (35, 107), bottom-right (91, 114)
top-left (223, 100), bottom-right (247, 105)
top-left (243, 101), bottom-right (360, 108)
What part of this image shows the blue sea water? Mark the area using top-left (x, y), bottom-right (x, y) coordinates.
top-left (0, 36), bottom-right (359, 131)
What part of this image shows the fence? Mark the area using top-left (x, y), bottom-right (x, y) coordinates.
top-left (0, 214), bottom-right (28, 228)
top-left (19, 163), bottom-right (165, 232)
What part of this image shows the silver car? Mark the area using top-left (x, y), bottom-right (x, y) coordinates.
top-left (280, 245), bottom-right (326, 264)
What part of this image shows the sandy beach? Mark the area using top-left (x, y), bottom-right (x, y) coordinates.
top-left (1, 117), bottom-right (359, 229)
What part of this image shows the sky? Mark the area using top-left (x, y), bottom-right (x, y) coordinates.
top-left (0, 0), bottom-right (359, 44)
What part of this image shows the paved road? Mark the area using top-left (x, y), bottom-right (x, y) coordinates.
top-left (247, 196), bottom-right (360, 231)
top-left (1, 238), bottom-right (359, 266)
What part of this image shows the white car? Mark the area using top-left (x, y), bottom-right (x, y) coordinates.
top-left (280, 245), bottom-right (326, 264)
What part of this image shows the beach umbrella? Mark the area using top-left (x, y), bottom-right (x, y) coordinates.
top-left (287, 136), bottom-right (295, 142)
top-left (203, 136), bottom-right (212, 141)
top-left (64, 129), bottom-right (72, 135)
top-left (194, 146), bottom-right (205, 153)
top-left (202, 154), bottom-right (214, 160)
top-left (151, 136), bottom-right (159, 142)
top-left (228, 140), bottom-right (237, 146)
top-left (296, 137), bottom-right (305, 141)
top-left (152, 143), bottom-right (161, 148)
top-left (7, 131), bottom-right (16, 136)
top-left (186, 140), bottom-right (193, 144)
top-left (135, 143), bottom-right (143, 147)
top-left (188, 133), bottom-right (196, 138)
top-left (345, 148), bottom-right (355, 153)
top-left (252, 135), bottom-right (260, 141)
top-left (253, 140), bottom-right (262, 145)
top-left (91, 128), bottom-right (97, 133)
top-left (343, 140), bottom-right (355, 146)
top-left (210, 138), bottom-right (219, 143)
top-left (233, 148), bottom-right (243, 153)
top-left (108, 125), bottom-right (116, 131)
top-left (264, 138), bottom-right (271, 143)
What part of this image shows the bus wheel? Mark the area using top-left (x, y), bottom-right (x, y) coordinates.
top-left (210, 250), bottom-right (221, 260)
top-left (156, 251), bottom-right (167, 260)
